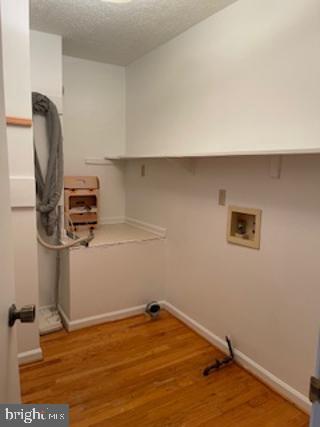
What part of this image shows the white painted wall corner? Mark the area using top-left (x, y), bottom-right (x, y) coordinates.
top-left (162, 301), bottom-right (311, 414)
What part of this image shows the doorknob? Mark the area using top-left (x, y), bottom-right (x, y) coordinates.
top-left (8, 304), bottom-right (36, 327)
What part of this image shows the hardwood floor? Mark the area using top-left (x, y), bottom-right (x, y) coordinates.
top-left (20, 311), bottom-right (309, 426)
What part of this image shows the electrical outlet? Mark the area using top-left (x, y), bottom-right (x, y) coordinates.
top-left (218, 189), bottom-right (226, 206)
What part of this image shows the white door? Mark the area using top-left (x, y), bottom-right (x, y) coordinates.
top-left (0, 5), bottom-right (20, 403)
top-left (310, 334), bottom-right (320, 426)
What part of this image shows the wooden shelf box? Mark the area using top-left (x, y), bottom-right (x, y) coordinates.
top-left (64, 176), bottom-right (99, 232)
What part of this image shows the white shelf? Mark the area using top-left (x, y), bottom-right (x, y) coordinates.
top-left (85, 158), bottom-right (114, 165)
top-left (105, 147), bottom-right (320, 161)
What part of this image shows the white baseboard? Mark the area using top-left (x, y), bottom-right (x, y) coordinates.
top-left (18, 348), bottom-right (43, 366)
top-left (162, 301), bottom-right (311, 414)
top-left (126, 217), bottom-right (167, 237)
top-left (58, 304), bottom-right (146, 332)
top-left (98, 216), bottom-right (167, 238)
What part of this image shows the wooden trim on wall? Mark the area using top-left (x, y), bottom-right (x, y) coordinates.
top-left (6, 116), bottom-right (32, 127)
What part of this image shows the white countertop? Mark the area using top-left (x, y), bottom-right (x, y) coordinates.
top-left (70, 223), bottom-right (164, 249)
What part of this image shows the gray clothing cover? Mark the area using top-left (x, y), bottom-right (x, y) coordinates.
top-left (32, 92), bottom-right (63, 236)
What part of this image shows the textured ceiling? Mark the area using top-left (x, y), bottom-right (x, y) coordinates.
top-left (30, 0), bottom-right (238, 66)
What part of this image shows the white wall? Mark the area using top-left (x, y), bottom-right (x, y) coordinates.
top-left (30, 31), bottom-right (63, 308)
top-left (1, 0), bottom-right (40, 356)
top-left (126, 0), bottom-right (320, 156)
top-left (63, 56), bottom-right (126, 224)
top-left (125, 0), bottom-right (320, 400)
top-left (30, 31), bottom-right (62, 106)
top-left (125, 155), bottom-right (320, 400)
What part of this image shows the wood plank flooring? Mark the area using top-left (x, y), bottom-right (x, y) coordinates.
top-left (20, 311), bottom-right (309, 426)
